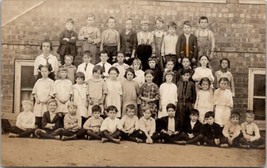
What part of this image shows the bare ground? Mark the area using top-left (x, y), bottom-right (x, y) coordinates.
top-left (1, 134), bottom-right (266, 167)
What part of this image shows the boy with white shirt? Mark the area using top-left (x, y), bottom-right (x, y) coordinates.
top-left (77, 51), bottom-right (94, 83)
top-left (96, 51), bottom-right (112, 79)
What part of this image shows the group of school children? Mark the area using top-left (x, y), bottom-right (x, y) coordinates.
top-left (8, 14), bottom-right (265, 149)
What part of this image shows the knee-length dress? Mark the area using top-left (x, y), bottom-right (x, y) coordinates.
top-left (159, 82), bottom-right (177, 118)
top-left (121, 80), bottom-right (139, 116)
top-left (73, 83), bottom-right (88, 118)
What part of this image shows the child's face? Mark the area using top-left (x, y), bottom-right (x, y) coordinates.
top-left (199, 19), bottom-right (208, 29)
top-left (148, 60), bottom-right (156, 69)
top-left (141, 23), bottom-right (149, 31)
top-left (205, 116), bottom-right (214, 125)
top-left (126, 71), bottom-right (134, 81)
top-left (182, 58), bottom-right (191, 68)
top-left (93, 70), bottom-right (101, 78)
top-left (145, 73), bottom-right (154, 83)
top-left (201, 81), bottom-right (210, 91)
top-left (68, 106), bottom-right (77, 116)
top-left (100, 53), bottom-right (108, 63)
top-left (126, 109), bottom-right (135, 118)
top-left (76, 77), bottom-right (84, 84)
top-left (109, 70), bottom-right (118, 80)
top-left (107, 110), bottom-right (117, 119)
top-left (23, 103), bottom-right (32, 112)
top-left (107, 18), bottom-right (116, 29)
top-left (168, 27), bottom-right (176, 35)
top-left (48, 102), bottom-right (57, 113)
top-left (156, 20), bottom-right (163, 30)
top-left (92, 111), bottom-right (101, 119)
top-left (87, 17), bottom-right (95, 26)
top-left (166, 61), bottom-right (174, 70)
top-left (246, 114), bottom-right (254, 124)
top-left (143, 109), bottom-right (152, 119)
top-left (65, 22), bottom-right (74, 31)
top-left (183, 25), bottom-right (191, 34)
top-left (125, 20), bottom-right (132, 30)
top-left (221, 60), bottom-right (229, 69)
top-left (165, 74), bottom-right (173, 83)
top-left (230, 116), bottom-right (239, 125)
top-left (219, 80), bottom-right (228, 90)
top-left (117, 53), bottom-right (124, 63)
top-left (167, 108), bottom-right (176, 118)
top-left (40, 67), bottom-right (49, 78)
top-left (42, 42), bottom-right (51, 55)
top-left (199, 56), bottom-right (208, 67)
top-left (65, 56), bottom-right (73, 66)
top-left (133, 62), bottom-right (141, 71)
top-left (83, 55), bottom-right (91, 63)
top-left (60, 71), bottom-right (68, 79)
top-left (190, 114), bottom-right (198, 122)
top-left (182, 73), bottom-right (190, 82)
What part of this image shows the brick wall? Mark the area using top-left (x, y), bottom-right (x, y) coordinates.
top-left (1, 0), bottom-right (266, 121)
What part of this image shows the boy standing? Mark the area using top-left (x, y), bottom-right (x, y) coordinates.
top-left (176, 21), bottom-right (198, 68)
top-left (96, 51), bottom-right (112, 79)
top-left (78, 14), bottom-right (101, 64)
top-left (77, 51), bottom-right (94, 82)
top-left (100, 16), bottom-right (120, 64)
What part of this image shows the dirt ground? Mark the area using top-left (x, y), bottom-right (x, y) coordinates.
top-left (1, 134), bottom-right (266, 167)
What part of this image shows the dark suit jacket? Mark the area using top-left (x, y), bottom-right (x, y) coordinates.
top-left (120, 29), bottom-right (137, 54)
top-left (176, 34), bottom-right (198, 60)
top-left (157, 116), bottom-right (182, 133)
top-left (177, 80), bottom-right (196, 103)
top-left (202, 123), bottom-right (223, 139)
top-left (42, 111), bottom-right (63, 131)
top-left (57, 29), bottom-right (78, 56)
top-left (183, 120), bottom-right (203, 136)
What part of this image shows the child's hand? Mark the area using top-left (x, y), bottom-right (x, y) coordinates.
top-left (192, 58), bottom-right (196, 63)
top-left (71, 37), bottom-right (76, 40)
top-left (167, 130), bottom-right (173, 136)
top-left (36, 99), bottom-right (41, 104)
top-left (178, 58), bottom-right (181, 63)
top-left (214, 138), bottom-right (220, 145)
top-left (63, 38), bottom-right (69, 41)
top-left (188, 133), bottom-right (194, 139)
top-left (87, 38), bottom-right (93, 43)
top-left (173, 131), bottom-right (179, 135)
top-left (146, 137), bottom-right (153, 144)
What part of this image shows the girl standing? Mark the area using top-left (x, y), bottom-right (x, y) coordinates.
top-left (132, 58), bottom-right (145, 87)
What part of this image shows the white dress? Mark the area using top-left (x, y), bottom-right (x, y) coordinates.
top-left (192, 67), bottom-right (214, 91)
top-left (53, 79), bottom-right (73, 114)
top-left (105, 79), bottom-right (123, 118)
top-left (32, 78), bottom-right (54, 117)
top-left (112, 63), bottom-right (129, 82)
top-left (194, 90), bottom-right (214, 123)
top-left (133, 70), bottom-right (145, 87)
top-left (214, 88), bottom-right (233, 127)
top-left (73, 83), bottom-right (88, 118)
top-left (159, 82), bottom-right (177, 118)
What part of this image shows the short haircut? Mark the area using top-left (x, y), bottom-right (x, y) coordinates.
top-left (106, 105), bottom-right (118, 113)
top-left (140, 19), bottom-right (149, 26)
top-left (92, 65), bottom-right (103, 74)
top-left (218, 77), bottom-right (230, 84)
top-left (220, 58), bottom-right (231, 68)
top-left (168, 21), bottom-right (177, 29)
top-left (88, 13), bottom-right (95, 19)
top-left (148, 56), bottom-right (157, 63)
top-left (190, 109), bottom-right (199, 116)
top-left (199, 77), bottom-right (211, 86)
top-left (155, 17), bottom-right (164, 23)
top-left (181, 69), bottom-right (191, 76)
top-left (198, 55), bottom-right (209, 61)
top-left (230, 112), bottom-right (241, 119)
top-left (132, 58), bottom-right (142, 70)
top-left (66, 18), bottom-right (74, 24)
top-left (83, 51), bottom-right (92, 57)
top-left (107, 16), bottom-right (116, 22)
top-left (58, 66), bottom-right (68, 72)
top-left (245, 110), bottom-right (255, 118)
top-left (181, 57), bottom-right (191, 63)
top-left (166, 103), bottom-right (176, 111)
top-left (38, 64), bottom-right (52, 72)
top-left (68, 101), bottom-right (78, 108)
top-left (75, 72), bottom-right (85, 80)
top-left (65, 54), bottom-right (74, 60)
top-left (22, 100), bottom-right (33, 109)
top-left (141, 105), bottom-right (151, 113)
top-left (164, 70), bottom-right (174, 79)
top-left (126, 104), bottom-right (136, 112)
top-left (199, 16), bottom-right (209, 23)
top-left (144, 69), bottom-right (154, 77)
top-left (117, 51), bottom-right (124, 57)
top-left (47, 99), bottom-right (58, 106)
top-left (108, 66), bottom-right (120, 75)
top-left (92, 105), bottom-right (102, 113)
top-left (183, 21), bottom-right (191, 27)
top-left (124, 67), bottom-right (136, 78)
top-left (126, 18), bottom-right (132, 22)
top-left (204, 111), bottom-right (215, 119)
top-left (100, 50), bottom-right (108, 55)
top-left (40, 39), bottom-right (53, 51)
top-left (166, 59), bottom-right (174, 65)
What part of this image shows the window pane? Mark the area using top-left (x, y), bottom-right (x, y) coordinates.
top-left (254, 74), bottom-right (265, 97)
top-left (253, 98), bottom-right (265, 120)
top-left (21, 66), bottom-right (35, 89)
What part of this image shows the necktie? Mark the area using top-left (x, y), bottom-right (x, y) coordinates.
top-left (44, 57), bottom-right (49, 65)
top-left (84, 63), bottom-right (88, 71)
top-left (102, 63), bottom-right (105, 73)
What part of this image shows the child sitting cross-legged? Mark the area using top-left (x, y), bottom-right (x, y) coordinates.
top-left (100, 105), bottom-right (121, 144)
top-left (177, 109), bottom-right (203, 145)
top-left (61, 102), bottom-right (87, 141)
top-left (83, 105), bottom-right (104, 140)
top-left (119, 104), bottom-right (142, 143)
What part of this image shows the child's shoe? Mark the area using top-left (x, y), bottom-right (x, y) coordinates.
top-left (257, 145), bottom-right (265, 149)
top-left (239, 143), bottom-right (250, 149)
top-left (87, 136), bottom-right (92, 140)
top-left (54, 135), bottom-right (61, 140)
top-left (136, 138), bottom-right (143, 143)
top-left (220, 143), bottom-right (229, 148)
top-left (196, 142), bottom-right (201, 146)
top-left (113, 138), bottom-right (120, 144)
top-left (8, 133), bottom-right (19, 138)
top-left (101, 138), bottom-right (108, 143)
top-left (176, 141), bottom-right (186, 145)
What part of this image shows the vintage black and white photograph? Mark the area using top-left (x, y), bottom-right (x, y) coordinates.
top-left (1, 0), bottom-right (266, 167)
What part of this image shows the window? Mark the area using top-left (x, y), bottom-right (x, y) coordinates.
top-left (14, 59), bottom-right (35, 114)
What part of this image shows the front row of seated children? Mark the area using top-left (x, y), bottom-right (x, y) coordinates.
top-left (9, 99), bottom-right (265, 149)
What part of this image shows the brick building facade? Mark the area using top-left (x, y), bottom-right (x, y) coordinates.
top-left (1, 0), bottom-right (265, 123)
